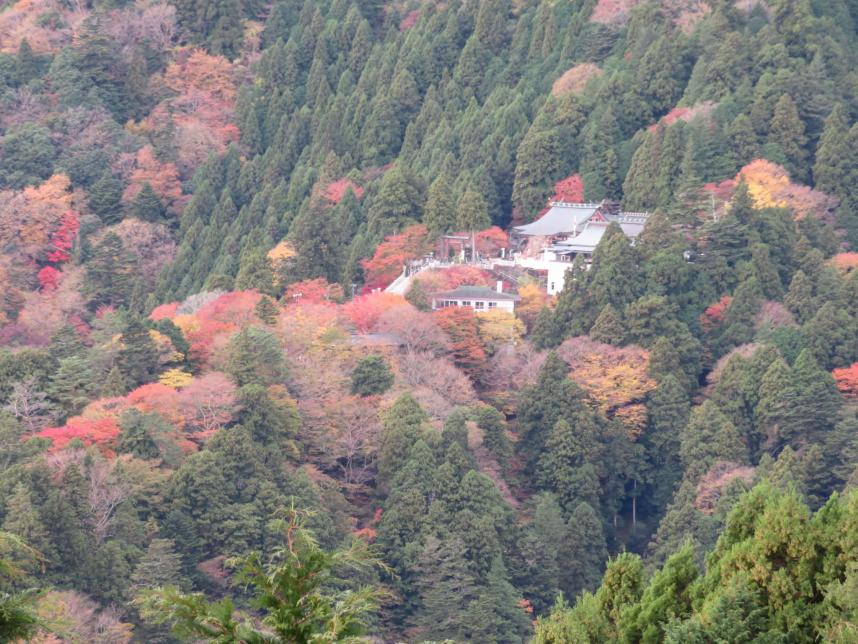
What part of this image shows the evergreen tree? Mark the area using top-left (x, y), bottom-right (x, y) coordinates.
top-left (288, 197), bottom-right (349, 284)
top-left (350, 354), bottom-right (394, 396)
top-left (414, 535), bottom-right (480, 640)
top-left (767, 93), bottom-right (808, 182)
top-left (254, 295), bottom-right (279, 324)
top-left (620, 543), bottom-right (698, 642)
top-left (679, 401), bottom-right (747, 477)
top-left (644, 375), bottom-right (689, 512)
top-left (85, 233), bottom-right (136, 308)
top-left (725, 114), bottom-right (759, 173)
top-left (118, 408), bottom-right (165, 460)
top-left (225, 326), bottom-right (287, 387)
top-left (589, 304), bottom-right (625, 345)
top-left (72, 15), bottom-right (131, 121)
top-left (785, 269), bottom-right (815, 323)
top-left (118, 318), bottom-right (160, 390)
top-left (377, 393), bottom-right (428, 492)
top-left (48, 356), bottom-right (93, 421)
top-left (589, 224), bottom-right (643, 314)
top-left (512, 123), bottom-right (564, 220)
top-left (750, 243), bottom-right (784, 299)
top-left (466, 557), bottom-right (532, 644)
top-left (101, 366), bottom-right (126, 398)
top-left (517, 352), bottom-right (585, 473)
top-left (559, 501), bottom-right (607, 601)
top-left (537, 416), bottom-right (602, 514)
top-left (234, 248), bottom-right (276, 295)
top-left (456, 189), bottom-right (491, 233)
top-left (131, 538), bottom-right (186, 590)
top-left (2, 483), bottom-right (49, 552)
top-left (476, 406), bottom-right (512, 464)
top-left (367, 166), bottom-right (422, 238)
top-left (14, 38), bottom-right (40, 85)
top-left (88, 171), bottom-right (124, 224)
top-left (0, 123), bottom-right (56, 188)
top-left (423, 174), bottom-right (457, 235)
top-left (132, 183), bottom-right (167, 223)
top-left (813, 103), bottom-right (849, 195)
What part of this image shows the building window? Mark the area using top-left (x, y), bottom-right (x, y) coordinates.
top-left (461, 300), bottom-right (471, 307)
top-left (475, 301), bottom-right (485, 310)
top-left (487, 301), bottom-right (497, 309)
top-left (550, 282), bottom-right (555, 291)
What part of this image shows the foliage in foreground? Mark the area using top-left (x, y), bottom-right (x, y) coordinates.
top-left (534, 483), bottom-right (858, 643)
top-left (137, 507), bottom-right (389, 643)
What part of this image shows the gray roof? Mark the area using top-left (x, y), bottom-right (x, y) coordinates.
top-left (553, 223), bottom-right (608, 252)
top-left (513, 202), bottom-right (650, 238)
top-left (513, 202), bottom-right (600, 236)
top-left (432, 285), bottom-right (521, 301)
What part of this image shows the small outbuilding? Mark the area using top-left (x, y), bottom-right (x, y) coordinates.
top-left (431, 283), bottom-right (521, 313)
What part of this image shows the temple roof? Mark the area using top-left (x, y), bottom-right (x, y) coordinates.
top-left (512, 202), bottom-right (600, 236)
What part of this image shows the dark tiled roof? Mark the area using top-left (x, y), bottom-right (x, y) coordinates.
top-left (432, 285), bottom-right (521, 301)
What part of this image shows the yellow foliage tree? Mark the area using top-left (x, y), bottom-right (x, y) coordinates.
top-left (158, 369), bottom-right (194, 388)
top-left (516, 281), bottom-right (552, 329)
top-left (477, 310), bottom-right (525, 355)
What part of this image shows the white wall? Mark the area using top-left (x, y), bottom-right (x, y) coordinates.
top-left (432, 299), bottom-right (516, 313)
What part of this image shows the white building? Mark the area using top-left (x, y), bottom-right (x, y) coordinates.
top-left (505, 201), bottom-right (649, 294)
top-left (431, 283), bottom-right (520, 313)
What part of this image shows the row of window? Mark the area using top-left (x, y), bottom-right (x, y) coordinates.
top-left (438, 300), bottom-right (499, 309)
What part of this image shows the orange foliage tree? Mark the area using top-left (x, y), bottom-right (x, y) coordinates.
top-left (121, 146), bottom-right (185, 214)
top-left (410, 266), bottom-right (495, 295)
top-left (827, 253), bottom-right (858, 275)
top-left (0, 174), bottom-right (77, 264)
top-left (434, 306), bottom-right (487, 378)
top-left (341, 292), bottom-right (407, 333)
top-left (549, 174), bottom-right (585, 202)
top-left (284, 278), bottom-right (345, 304)
top-left (557, 336), bottom-right (656, 437)
top-left (152, 49), bottom-right (239, 174)
top-left (704, 159), bottom-right (836, 221)
top-left (362, 224), bottom-right (432, 291)
top-left (833, 363), bottom-right (858, 399)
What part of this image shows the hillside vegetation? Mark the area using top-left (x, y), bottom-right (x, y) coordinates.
top-left (1, 0), bottom-right (858, 641)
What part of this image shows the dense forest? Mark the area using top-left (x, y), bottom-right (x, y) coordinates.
top-left (1, 0), bottom-right (858, 641)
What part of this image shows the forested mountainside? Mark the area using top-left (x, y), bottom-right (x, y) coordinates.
top-left (2, 0), bottom-right (858, 641)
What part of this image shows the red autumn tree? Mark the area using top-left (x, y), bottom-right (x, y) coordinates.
top-left (412, 266), bottom-right (495, 294)
top-left (37, 416), bottom-right (121, 452)
top-left (362, 224), bottom-right (432, 291)
top-left (45, 209), bottom-right (79, 263)
top-left (833, 363), bottom-right (858, 399)
top-left (284, 278), bottom-right (344, 304)
top-left (149, 302), bottom-right (180, 320)
top-left (37, 265), bottom-right (61, 290)
top-left (700, 295), bottom-right (732, 334)
top-left (549, 174), bottom-right (585, 202)
top-left (434, 306), bottom-right (487, 379)
top-left (473, 226), bottom-right (510, 256)
top-left (341, 292), bottom-right (407, 332)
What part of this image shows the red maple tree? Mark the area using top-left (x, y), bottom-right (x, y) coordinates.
top-left (362, 225), bottom-right (431, 291)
